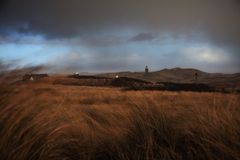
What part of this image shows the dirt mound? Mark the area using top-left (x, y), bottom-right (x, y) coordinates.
top-left (157, 82), bottom-right (215, 92)
top-left (111, 77), bottom-right (152, 88)
top-left (54, 76), bottom-right (219, 92)
top-left (54, 76), bottom-right (152, 88)
top-left (53, 77), bottom-right (112, 86)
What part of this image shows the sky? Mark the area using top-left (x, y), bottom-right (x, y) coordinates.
top-left (0, 0), bottom-right (240, 73)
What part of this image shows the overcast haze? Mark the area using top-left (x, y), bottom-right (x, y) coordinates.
top-left (0, 0), bottom-right (240, 73)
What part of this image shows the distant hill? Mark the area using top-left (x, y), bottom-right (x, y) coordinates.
top-left (98, 67), bottom-right (240, 90)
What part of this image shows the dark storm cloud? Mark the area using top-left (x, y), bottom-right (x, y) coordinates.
top-left (0, 0), bottom-right (240, 73)
top-left (0, 0), bottom-right (240, 46)
top-left (83, 35), bottom-right (126, 47)
top-left (129, 33), bottom-right (156, 42)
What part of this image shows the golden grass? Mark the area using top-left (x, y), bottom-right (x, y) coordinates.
top-left (0, 82), bottom-right (240, 160)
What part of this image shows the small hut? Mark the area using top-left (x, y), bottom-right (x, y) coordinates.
top-left (74, 72), bottom-right (80, 78)
top-left (22, 73), bottom-right (48, 81)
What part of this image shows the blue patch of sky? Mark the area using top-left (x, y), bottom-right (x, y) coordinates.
top-left (0, 42), bottom-right (70, 67)
top-left (0, 33), bottom-right (66, 65)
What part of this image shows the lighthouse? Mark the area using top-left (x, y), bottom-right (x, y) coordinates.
top-left (145, 66), bottom-right (149, 74)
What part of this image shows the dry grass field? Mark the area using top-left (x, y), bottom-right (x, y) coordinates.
top-left (0, 79), bottom-right (240, 160)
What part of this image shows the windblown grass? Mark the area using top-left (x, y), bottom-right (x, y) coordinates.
top-left (0, 82), bottom-right (239, 160)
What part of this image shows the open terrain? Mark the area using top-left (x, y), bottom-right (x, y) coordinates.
top-left (99, 68), bottom-right (240, 92)
top-left (0, 72), bottom-right (240, 160)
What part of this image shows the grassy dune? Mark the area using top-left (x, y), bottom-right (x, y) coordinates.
top-left (0, 82), bottom-right (240, 160)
